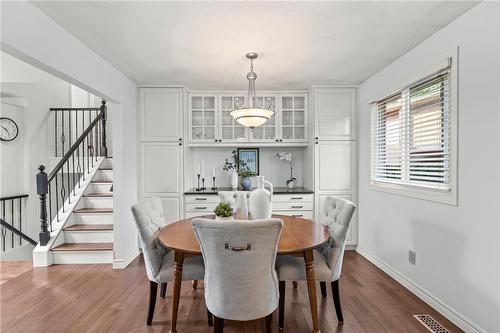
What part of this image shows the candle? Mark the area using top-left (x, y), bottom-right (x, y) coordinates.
top-left (212, 167), bottom-right (216, 178)
top-left (201, 160), bottom-right (205, 178)
top-left (196, 164), bottom-right (200, 175)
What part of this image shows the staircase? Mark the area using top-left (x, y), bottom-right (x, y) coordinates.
top-left (51, 158), bottom-right (114, 264)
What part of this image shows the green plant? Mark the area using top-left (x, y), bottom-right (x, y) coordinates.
top-left (223, 150), bottom-right (247, 172)
top-left (214, 202), bottom-right (233, 218)
top-left (238, 167), bottom-right (256, 178)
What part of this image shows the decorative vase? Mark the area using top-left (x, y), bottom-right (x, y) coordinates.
top-left (231, 171), bottom-right (238, 189)
top-left (249, 176), bottom-right (273, 219)
top-left (215, 216), bottom-right (232, 221)
top-left (287, 179), bottom-right (296, 189)
top-left (240, 177), bottom-right (252, 190)
top-left (235, 193), bottom-right (249, 219)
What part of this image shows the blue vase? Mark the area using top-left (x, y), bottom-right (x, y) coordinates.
top-left (241, 177), bottom-right (252, 190)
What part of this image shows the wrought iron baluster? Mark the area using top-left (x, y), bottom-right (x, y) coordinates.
top-left (2, 201), bottom-right (5, 251)
top-left (48, 182), bottom-right (53, 232)
top-left (101, 101), bottom-right (108, 157)
top-left (70, 111), bottom-right (76, 196)
top-left (61, 111), bottom-right (66, 157)
top-left (61, 169), bottom-right (66, 213)
top-left (55, 111), bottom-right (58, 157)
top-left (66, 158), bottom-right (71, 204)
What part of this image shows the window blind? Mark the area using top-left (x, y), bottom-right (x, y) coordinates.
top-left (371, 69), bottom-right (451, 191)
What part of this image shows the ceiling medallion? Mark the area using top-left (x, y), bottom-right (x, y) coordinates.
top-left (229, 52), bottom-right (275, 129)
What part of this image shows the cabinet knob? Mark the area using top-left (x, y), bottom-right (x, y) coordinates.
top-left (280, 139), bottom-right (283, 142)
top-left (179, 142), bottom-right (183, 146)
top-left (315, 137), bottom-right (318, 140)
top-left (275, 139), bottom-right (279, 142)
top-left (179, 138), bottom-right (183, 141)
top-left (219, 139), bottom-right (222, 142)
top-left (214, 139), bottom-right (217, 142)
top-left (315, 141), bottom-right (318, 144)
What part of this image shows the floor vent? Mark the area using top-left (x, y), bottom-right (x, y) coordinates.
top-left (414, 314), bottom-right (450, 333)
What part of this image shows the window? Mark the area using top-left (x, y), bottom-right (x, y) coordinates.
top-left (371, 62), bottom-right (456, 204)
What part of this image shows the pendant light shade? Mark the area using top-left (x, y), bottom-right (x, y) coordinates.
top-left (229, 53), bottom-right (275, 129)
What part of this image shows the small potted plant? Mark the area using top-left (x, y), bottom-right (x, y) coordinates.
top-left (238, 167), bottom-right (256, 191)
top-left (214, 202), bottom-right (234, 221)
top-left (277, 152), bottom-right (296, 189)
top-left (223, 150), bottom-right (247, 189)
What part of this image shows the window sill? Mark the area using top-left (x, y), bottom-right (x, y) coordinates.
top-left (369, 181), bottom-right (457, 206)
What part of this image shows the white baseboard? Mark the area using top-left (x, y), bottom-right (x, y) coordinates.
top-left (356, 247), bottom-right (482, 333)
top-left (113, 248), bottom-right (140, 269)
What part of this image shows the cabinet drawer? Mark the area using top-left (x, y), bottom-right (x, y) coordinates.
top-left (185, 203), bottom-right (217, 212)
top-left (273, 202), bottom-right (313, 211)
top-left (185, 195), bottom-right (219, 203)
top-left (273, 211), bottom-right (313, 219)
top-left (184, 211), bottom-right (214, 219)
top-left (273, 194), bottom-right (313, 202)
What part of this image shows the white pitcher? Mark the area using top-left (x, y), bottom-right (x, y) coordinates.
top-left (249, 176), bottom-right (273, 219)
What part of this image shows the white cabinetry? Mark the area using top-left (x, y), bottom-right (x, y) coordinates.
top-left (310, 87), bottom-right (357, 247)
top-left (312, 88), bottom-right (356, 141)
top-left (138, 87), bottom-right (185, 223)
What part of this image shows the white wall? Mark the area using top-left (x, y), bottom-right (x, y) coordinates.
top-left (1, 1), bottom-right (139, 268)
top-left (357, 3), bottom-right (500, 332)
top-left (186, 147), bottom-right (306, 189)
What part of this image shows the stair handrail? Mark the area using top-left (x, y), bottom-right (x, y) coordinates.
top-left (37, 101), bottom-right (108, 246)
top-left (0, 194), bottom-right (33, 250)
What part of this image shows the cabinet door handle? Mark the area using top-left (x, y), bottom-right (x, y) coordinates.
top-left (291, 214), bottom-right (303, 217)
top-left (195, 206), bottom-right (207, 210)
top-left (291, 205), bottom-right (303, 209)
top-left (291, 197), bottom-right (303, 200)
top-left (195, 197), bottom-right (207, 201)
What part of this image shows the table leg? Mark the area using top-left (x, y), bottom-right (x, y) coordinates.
top-left (304, 250), bottom-right (320, 333)
top-left (170, 251), bottom-right (184, 333)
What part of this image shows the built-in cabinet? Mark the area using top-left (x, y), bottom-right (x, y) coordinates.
top-left (310, 87), bottom-right (357, 246)
top-left (138, 87), bottom-right (185, 223)
top-left (188, 92), bottom-right (307, 146)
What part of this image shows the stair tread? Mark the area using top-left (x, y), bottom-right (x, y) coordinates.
top-left (91, 180), bottom-right (113, 184)
top-left (52, 243), bottom-right (113, 252)
top-left (84, 193), bottom-right (113, 197)
top-left (74, 208), bottom-right (113, 214)
top-left (64, 224), bottom-right (113, 231)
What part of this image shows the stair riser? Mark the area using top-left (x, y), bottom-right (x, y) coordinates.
top-left (77, 197), bottom-right (113, 209)
top-left (52, 251), bottom-right (113, 264)
top-left (85, 184), bottom-right (113, 194)
top-left (70, 213), bottom-right (113, 225)
top-left (64, 231), bottom-right (113, 243)
top-left (93, 170), bottom-right (113, 182)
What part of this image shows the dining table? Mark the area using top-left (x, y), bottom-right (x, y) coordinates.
top-left (157, 214), bottom-right (330, 333)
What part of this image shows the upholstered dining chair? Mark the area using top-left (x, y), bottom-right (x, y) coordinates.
top-left (131, 198), bottom-right (206, 325)
top-left (276, 196), bottom-right (356, 328)
top-left (192, 218), bottom-right (283, 333)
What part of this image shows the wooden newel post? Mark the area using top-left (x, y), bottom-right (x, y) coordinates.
top-left (100, 100), bottom-right (108, 158)
top-left (37, 165), bottom-right (50, 246)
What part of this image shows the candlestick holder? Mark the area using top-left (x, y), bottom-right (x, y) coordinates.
top-left (196, 173), bottom-right (201, 191)
top-left (211, 176), bottom-right (217, 190)
top-left (201, 178), bottom-right (206, 191)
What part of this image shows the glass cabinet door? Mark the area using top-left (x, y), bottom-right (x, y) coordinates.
top-left (281, 95), bottom-right (306, 141)
top-left (191, 95), bottom-right (216, 141)
top-left (219, 96), bottom-right (247, 142)
top-left (250, 96), bottom-right (277, 142)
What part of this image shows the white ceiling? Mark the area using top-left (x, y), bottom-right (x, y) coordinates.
top-left (33, 1), bottom-right (477, 90)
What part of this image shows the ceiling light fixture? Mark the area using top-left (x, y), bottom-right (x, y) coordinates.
top-left (229, 52), bottom-right (274, 129)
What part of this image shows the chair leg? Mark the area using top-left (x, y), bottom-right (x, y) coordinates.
top-left (279, 281), bottom-right (286, 330)
top-left (331, 280), bottom-right (344, 324)
top-left (147, 281), bottom-right (158, 325)
top-left (292, 281), bottom-right (298, 289)
top-left (320, 281), bottom-right (327, 298)
top-left (265, 313), bottom-right (272, 333)
top-left (160, 282), bottom-right (167, 299)
top-left (214, 316), bottom-right (224, 333)
top-left (207, 309), bottom-right (213, 326)
top-left (192, 280), bottom-right (198, 290)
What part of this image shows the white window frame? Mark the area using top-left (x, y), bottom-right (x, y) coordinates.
top-left (369, 52), bottom-right (458, 206)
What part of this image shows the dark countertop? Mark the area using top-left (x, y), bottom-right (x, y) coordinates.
top-left (184, 186), bottom-right (313, 195)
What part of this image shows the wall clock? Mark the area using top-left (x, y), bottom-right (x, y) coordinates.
top-left (0, 117), bottom-right (19, 142)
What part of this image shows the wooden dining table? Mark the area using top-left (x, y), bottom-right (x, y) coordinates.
top-left (157, 214), bottom-right (330, 333)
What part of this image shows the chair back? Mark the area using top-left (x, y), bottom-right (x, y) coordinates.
top-left (319, 197), bottom-right (356, 281)
top-left (131, 198), bottom-right (168, 282)
top-left (192, 218), bottom-right (283, 321)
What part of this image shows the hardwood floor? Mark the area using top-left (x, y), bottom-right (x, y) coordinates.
top-left (0, 261), bottom-right (32, 285)
top-left (0, 252), bottom-right (462, 332)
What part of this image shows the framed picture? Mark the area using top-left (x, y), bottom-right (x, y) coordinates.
top-left (238, 148), bottom-right (259, 175)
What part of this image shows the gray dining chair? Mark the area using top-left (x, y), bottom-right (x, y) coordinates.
top-left (276, 196), bottom-right (356, 328)
top-left (131, 198), bottom-right (206, 325)
top-left (192, 218), bottom-right (283, 333)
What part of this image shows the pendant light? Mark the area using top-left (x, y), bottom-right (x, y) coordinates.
top-left (229, 52), bottom-right (275, 129)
